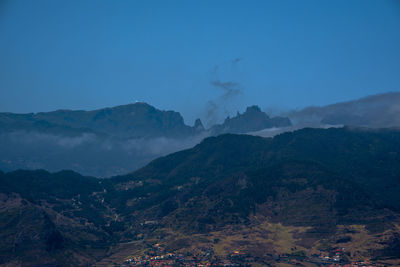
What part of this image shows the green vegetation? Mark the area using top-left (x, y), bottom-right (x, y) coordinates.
top-left (1, 127), bottom-right (400, 265)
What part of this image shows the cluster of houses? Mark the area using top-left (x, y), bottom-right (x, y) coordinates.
top-left (122, 253), bottom-right (245, 267)
top-left (121, 244), bottom-right (258, 267)
top-left (312, 247), bottom-right (345, 263)
top-left (120, 244), bottom-right (385, 267)
top-left (307, 247), bottom-right (382, 267)
top-left (310, 262), bottom-right (379, 267)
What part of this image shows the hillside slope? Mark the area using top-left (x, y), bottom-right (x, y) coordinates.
top-left (1, 127), bottom-right (400, 265)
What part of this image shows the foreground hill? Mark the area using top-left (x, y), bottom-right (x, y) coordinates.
top-left (1, 127), bottom-right (400, 266)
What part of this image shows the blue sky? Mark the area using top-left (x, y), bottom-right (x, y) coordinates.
top-left (1, 0), bottom-right (399, 124)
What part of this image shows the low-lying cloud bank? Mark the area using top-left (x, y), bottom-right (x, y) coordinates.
top-left (247, 124), bottom-right (343, 138)
top-left (287, 92), bottom-right (400, 128)
top-left (1, 91), bottom-right (399, 177)
top-left (0, 131), bottom-right (207, 177)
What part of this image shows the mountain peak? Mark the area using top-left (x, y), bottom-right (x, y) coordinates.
top-left (194, 118), bottom-right (205, 131)
top-left (211, 105), bottom-right (291, 134)
top-left (245, 105), bottom-right (263, 113)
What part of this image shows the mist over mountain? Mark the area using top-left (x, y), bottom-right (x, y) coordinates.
top-left (288, 92), bottom-right (400, 128)
top-left (0, 102), bottom-right (207, 176)
top-left (1, 0), bottom-right (399, 265)
top-left (0, 103), bottom-right (289, 176)
top-left (249, 92), bottom-right (400, 139)
top-left (1, 127), bottom-right (400, 266)
top-left (2, 91), bottom-right (400, 177)
top-left (210, 105), bottom-right (291, 135)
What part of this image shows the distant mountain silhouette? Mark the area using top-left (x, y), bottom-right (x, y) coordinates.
top-left (289, 91), bottom-right (400, 128)
top-left (0, 103), bottom-right (291, 176)
top-left (0, 102), bottom-right (198, 138)
top-left (4, 90), bottom-right (400, 178)
top-left (0, 103), bottom-right (205, 176)
top-left (210, 105), bottom-right (292, 135)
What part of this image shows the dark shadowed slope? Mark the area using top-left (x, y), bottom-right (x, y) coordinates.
top-left (1, 128), bottom-right (400, 265)
top-left (113, 127), bottom-right (400, 223)
top-left (0, 170), bottom-right (116, 266)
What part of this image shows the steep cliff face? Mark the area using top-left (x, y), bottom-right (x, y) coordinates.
top-left (0, 102), bottom-right (196, 138)
top-left (34, 102), bottom-right (197, 138)
top-left (210, 105), bottom-right (292, 135)
top-left (0, 103), bottom-right (204, 176)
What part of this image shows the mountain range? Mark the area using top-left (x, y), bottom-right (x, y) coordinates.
top-left (1, 92), bottom-right (400, 177)
top-left (289, 91), bottom-right (400, 128)
top-left (0, 103), bottom-right (290, 177)
top-left (0, 102), bottom-right (197, 138)
top-left (1, 127), bottom-right (400, 266)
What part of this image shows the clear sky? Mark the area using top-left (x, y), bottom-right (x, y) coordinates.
top-left (1, 0), bottom-right (400, 124)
